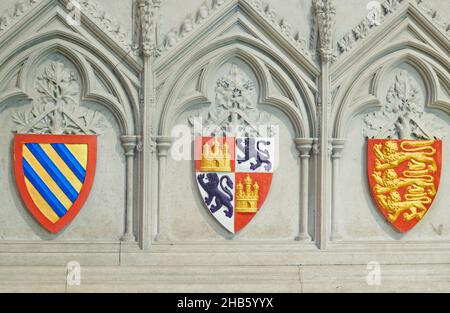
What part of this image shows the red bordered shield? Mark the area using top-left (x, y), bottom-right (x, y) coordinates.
top-left (195, 136), bottom-right (275, 234)
top-left (14, 134), bottom-right (97, 233)
top-left (367, 139), bottom-right (442, 233)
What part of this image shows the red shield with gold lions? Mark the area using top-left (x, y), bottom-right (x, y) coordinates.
top-left (367, 139), bottom-right (442, 233)
top-left (195, 137), bottom-right (275, 234)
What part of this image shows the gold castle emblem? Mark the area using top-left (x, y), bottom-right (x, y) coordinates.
top-left (236, 175), bottom-right (260, 213)
top-left (371, 140), bottom-right (438, 223)
top-left (200, 138), bottom-right (231, 172)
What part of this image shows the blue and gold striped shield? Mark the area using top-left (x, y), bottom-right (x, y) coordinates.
top-left (14, 134), bottom-right (97, 233)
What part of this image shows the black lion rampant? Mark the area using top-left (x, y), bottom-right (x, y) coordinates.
top-left (197, 173), bottom-right (234, 218)
top-left (237, 138), bottom-right (272, 171)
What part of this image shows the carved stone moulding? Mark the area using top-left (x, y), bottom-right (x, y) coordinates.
top-left (0, 1), bottom-right (133, 52)
top-left (416, 0), bottom-right (450, 39)
top-left (337, 0), bottom-right (450, 58)
top-left (79, 0), bottom-right (132, 52)
top-left (0, 0), bottom-right (42, 36)
top-left (160, 0), bottom-right (311, 61)
top-left (337, 0), bottom-right (405, 56)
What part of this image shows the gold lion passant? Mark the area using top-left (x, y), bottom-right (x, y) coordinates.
top-left (373, 140), bottom-right (437, 173)
top-left (377, 192), bottom-right (431, 222)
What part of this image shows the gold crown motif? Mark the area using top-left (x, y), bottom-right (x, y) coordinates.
top-left (236, 175), bottom-right (260, 213)
top-left (200, 138), bottom-right (231, 172)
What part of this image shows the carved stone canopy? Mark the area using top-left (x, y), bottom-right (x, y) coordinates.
top-left (364, 70), bottom-right (445, 140)
top-left (189, 63), bottom-right (274, 137)
top-left (12, 61), bottom-right (104, 135)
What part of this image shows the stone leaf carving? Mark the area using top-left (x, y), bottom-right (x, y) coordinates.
top-left (79, 0), bottom-right (132, 51)
top-left (367, 1), bottom-right (383, 27)
top-left (249, 0), bottom-right (311, 58)
top-left (162, 0), bottom-right (228, 51)
top-left (338, 0), bottom-right (450, 56)
top-left (138, 0), bottom-right (161, 57)
top-left (189, 64), bottom-right (273, 137)
top-left (337, 0), bottom-right (404, 56)
top-left (0, 1), bottom-right (133, 51)
top-left (313, 0), bottom-right (336, 62)
top-left (12, 61), bottom-right (104, 135)
top-left (416, 0), bottom-right (450, 39)
top-left (364, 70), bottom-right (444, 139)
top-left (161, 0), bottom-right (311, 60)
top-left (0, 0), bottom-right (41, 35)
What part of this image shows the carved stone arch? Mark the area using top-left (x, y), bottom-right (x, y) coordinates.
top-left (0, 33), bottom-right (140, 134)
top-left (151, 0), bottom-right (321, 243)
top-left (2, 11), bottom-right (142, 134)
top-left (0, 0), bottom-right (145, 245)
top-left (21, 44), bottom-right (91, 99)
top-left (157, 38), bottom-right (314, 138)
top-left (157, 33), bottom-right (317, 96)
top-left (374, 53), bottom-right (439, 106)
top-left (202, 47), bottom-right (315, 137)
top-left (199, 48), bottom-right (270, 103)
top-left (332, 45), bottom-right (450, 139)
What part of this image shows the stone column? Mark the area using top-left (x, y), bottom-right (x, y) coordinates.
top-left (121, 135), bottom-right (140, 242)
top-left (155, 137), bottom-right (173, 242)
top-left (138, 0), bottom-right (161, 249)
top-left (330, 139), bottom-right (345, 241)
top-left (314, 0), bottom-right (336, 250)
top-left (295, 138), bottom-right (314, 242)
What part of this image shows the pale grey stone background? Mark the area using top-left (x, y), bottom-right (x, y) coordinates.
top-left (0, 0), bottom-right (448, 242)
top-left (0, 0), bottom-right (449, 292)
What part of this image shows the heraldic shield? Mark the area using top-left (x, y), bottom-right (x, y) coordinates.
top-left (368, 139), bottom-right (442, 233)
top-left (14, 134), bottom-right (97, 234)
top-left (195, 137), bottom-right (275, 234)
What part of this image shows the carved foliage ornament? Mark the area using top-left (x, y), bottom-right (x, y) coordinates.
top-left (313, 0), bottom-right (336, 61)
top-left (416, 0), bottom-right (450, 39)
top-left (79, 0), bottom-right (132, 51)
top-left (338, 0), bottom-right (404, 55)
top-left (189, 64), bottom-right (273, 137)
top-left (162, 0), bottom-right (228, 51)
top-left (0, 1), bottom-right (132, 51)
top-left (364, 70), bottom-right (444, 140)
top-left (0, 0), bottom-right (41, 35)
top-left (12, 61), bottom-right (104, 135)
top-left (138, 0), bottom-right (161, 57)
top-left (161, 0), bottom-right (310, 59)
top-left (246, 0), bottom-right (311, 58)
top-left (338, 0), bottom-right (450, 56)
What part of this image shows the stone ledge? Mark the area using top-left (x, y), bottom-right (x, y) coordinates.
top-left (0, 264), bottom-right (449, 292)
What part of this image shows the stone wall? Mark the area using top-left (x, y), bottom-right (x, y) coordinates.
top-left (0, 0), bottom-right (449, 292)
